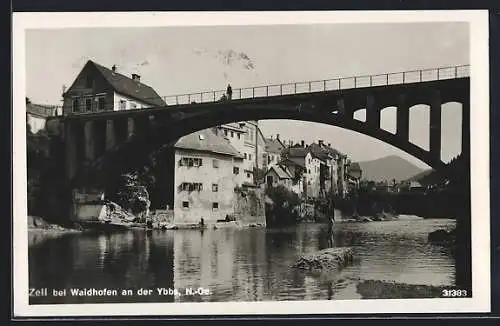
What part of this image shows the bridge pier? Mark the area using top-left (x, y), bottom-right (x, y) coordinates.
top-left (64, 121), bottom-right (78, 181)
top-left (106, 119), bottom-right (116, 151)
top-left (462, 95), bottom-right (470, 157)
top-left (337, 98), bottom-right (354, 120)
top-left (396, 94), bottom-right (409, 141)
top-left (127, 117), bottom-right (136, 138)
top-left (84, 120), bottom-right (96, 161)
top-left (429, 90), bottom-right (442, 161)
top-left (365, 94), bottom-right (380, 128)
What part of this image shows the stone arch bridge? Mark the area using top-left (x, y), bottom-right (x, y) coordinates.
top-left (46, 65), bottom-right (470, 188)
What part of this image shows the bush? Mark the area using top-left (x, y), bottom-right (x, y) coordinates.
top-left (265, 185), bottom-right (302, 227)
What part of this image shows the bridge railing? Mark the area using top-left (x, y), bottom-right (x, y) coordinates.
top-left (160, 64), bottom-right (470, 106)
top-left (60, 64), bottom-right (470, 114)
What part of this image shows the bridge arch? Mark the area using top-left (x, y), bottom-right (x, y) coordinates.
top-left (62, 77), bottom-right (469, 187)
top-left (80, 105), bottom-right (453, 188)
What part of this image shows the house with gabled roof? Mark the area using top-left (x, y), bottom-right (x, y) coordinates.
top-left (62, 60), bottom-right (166, 115)
top-left (173, 128), bottom-right (245, 224)
top-left (263, 134), bottom-right (286, 169)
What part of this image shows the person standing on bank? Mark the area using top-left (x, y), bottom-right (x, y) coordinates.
top-left (327, 216), bottom-right (335, 248)
top-left (226, 84), bottom-right (233, 100)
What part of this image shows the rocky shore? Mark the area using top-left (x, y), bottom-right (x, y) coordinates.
top-left (28, 215), bottom-right (82, 233)
top-left (356, 280), bottom-right (443, 299)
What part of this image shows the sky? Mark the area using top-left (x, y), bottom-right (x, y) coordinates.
top-left (25, 22), bottom-right (469, 169)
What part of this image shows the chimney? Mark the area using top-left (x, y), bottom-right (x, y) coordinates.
top-left (112, 65), bottom-right (117, 72)
top-left (132, 73), bottom-right (141, 82)
top-left (318, 140), bottom-right (324, 146)
top-left (301, 140), bottom-right (305, 147)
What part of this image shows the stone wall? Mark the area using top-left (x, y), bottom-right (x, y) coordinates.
top-left (233, 187), bottom-right (266, 226)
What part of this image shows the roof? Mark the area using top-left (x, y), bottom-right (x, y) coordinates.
top-left (308, 143), bottom-right (332, 161)
top-left (265, 138), bottom-right (285, 154)
top-left (283, 146), bottom-right (309, 158)
top-left (280, 157), bottom-right (306, 169)
top-left (267, 165), bottom-right (293, 179)
top-left (26, 103), bottom-right (56, 118)
top-left (81, 60), bottom-right (166, 107)
top-left (220, 123), bottom-right (247, 132)
top-left (174, 128), bottom-right (241, 157)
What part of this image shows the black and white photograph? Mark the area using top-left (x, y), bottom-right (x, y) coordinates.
top-left (13, 11), bottom-right (490, 316)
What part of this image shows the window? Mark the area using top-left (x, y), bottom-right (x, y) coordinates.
top-left (244, 153), bottom-right (247, 159)
top-left (237, 133), bottom-right (241, 139)
top-left (247, 173), bottom-right (251, 178)
top-left (179, 157), bottom-right (203, 167)
top-left (182, 201), bottom-right (189, 208)
top-left (85, 98), bottom-right (92, 112)
top-left (212, 184), bottom-right (218, 192)
top-left (233, 167), bottom-right (240, 175)
top-left (72, 99), bottom-right (80, 113)
top-left (230, 131), bottom-right (234, 138)
top-left (248, 154), bottom-right (252, 160)
top-left (224, 130), bottom-right (228, 136)
top-left (98, 97), bottom-right (106, 111)
top-left (213, 159), bottom-right (219, 168)
top-left (308, 169), bottom-right (311, 174)
top-left (212, 202), bottom-right (219, 210)
top-left (119, 100), bottom-right (126, 110)
top-left (179, 182), bottom-right (203, 192)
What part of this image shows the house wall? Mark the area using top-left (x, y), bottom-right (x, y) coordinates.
top-left (63, 65), bottom-right (114, 115)
top-left (304, 153), bottom-right (322, 199)
top-left (63, 64), bottom-right (152, 115)
top-left (113, 92), bottom-right (152, 111)
top-left (27, 114), bottom-right (46, 133)
top-left (173, 149), bottom-right (243, 224)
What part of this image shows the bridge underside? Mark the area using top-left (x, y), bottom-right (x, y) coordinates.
top-left (55, 78), bottom-right (470, 188)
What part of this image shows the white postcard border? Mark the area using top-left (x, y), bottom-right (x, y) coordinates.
top-left (12, 10), bottom-right (491, 317)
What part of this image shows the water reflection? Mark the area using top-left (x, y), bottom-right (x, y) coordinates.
top-left (29, 218), bottom-right (456, 304)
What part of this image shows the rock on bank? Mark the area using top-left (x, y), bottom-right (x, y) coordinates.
top-left (293, 247), bottom-right (354, 272)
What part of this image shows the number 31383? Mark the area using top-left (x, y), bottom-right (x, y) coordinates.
top-left (441, 289), bottom-right (468, 297)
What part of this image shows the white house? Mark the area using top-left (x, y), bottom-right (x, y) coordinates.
top-left (173, 128), bottom-right (244, 225)
top-left (62, 60), bottom-right (166, 115)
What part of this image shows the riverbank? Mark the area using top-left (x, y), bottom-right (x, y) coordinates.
top-left (28, 215), bottom-right (82, 233)
top-left (356, 280), bottom-right (443, 299)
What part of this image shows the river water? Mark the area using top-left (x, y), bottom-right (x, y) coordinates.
top-left (28, 216), bottom-right (456, 304)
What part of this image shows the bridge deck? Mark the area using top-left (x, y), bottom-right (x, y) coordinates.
top-left (52, 64), bottom-right (469, 119)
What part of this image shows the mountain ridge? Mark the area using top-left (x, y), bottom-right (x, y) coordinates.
top-left (356, 155), bottom-right (424, 182)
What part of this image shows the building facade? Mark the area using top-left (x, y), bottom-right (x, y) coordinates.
top-left (264, 165), bottom-right (293, 189)
top-left (173, 128), bottom-right (244, 225)
top-left (62, 60), bottom-right (166, 115)
top-left (217, 120), bottom-right (267, 185)
top-left (263, 135), bottom-right (286, 170)
top-left (26, 100), bottom-right (57, 133)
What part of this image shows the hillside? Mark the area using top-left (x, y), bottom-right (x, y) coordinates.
top-left (357, 155), bottom-right (424, 182)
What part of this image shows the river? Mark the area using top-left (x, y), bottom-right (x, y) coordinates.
top-left (28, 216), bottom-right (456, 304)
